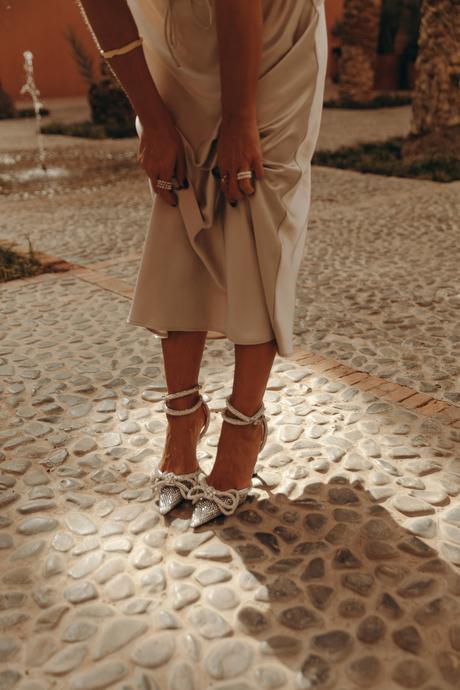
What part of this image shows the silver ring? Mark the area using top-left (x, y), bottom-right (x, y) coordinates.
top-left (236, 170), bottom-right (253, 180)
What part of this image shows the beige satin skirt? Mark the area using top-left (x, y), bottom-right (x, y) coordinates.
top-left (125, 0), bottom-right (328, 357)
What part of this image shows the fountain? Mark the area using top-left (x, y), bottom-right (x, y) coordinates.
top-left (1, 46), bottom-right (139, 199)
top-left (0, 48), bottom-right (73, 197)
top-left (20, 50), bottom-right (47, 172)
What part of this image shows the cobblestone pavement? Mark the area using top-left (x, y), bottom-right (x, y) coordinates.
top-left (1, 273), bottom-right (460, 690)
top-left (1, 98), bottom-right (460, 689)
top-left (2, 157), bottom-right (458, 403)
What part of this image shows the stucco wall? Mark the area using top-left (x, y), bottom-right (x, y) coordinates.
top-left (0, 0), bottom-right (102, 100)
top-left (1, 0), bottom-right (344, 101)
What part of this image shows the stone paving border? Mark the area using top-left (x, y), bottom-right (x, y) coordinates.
top-left (3, 242), bottom-right (460, 430)
top-left (289, 349), bottom-right (460, 429)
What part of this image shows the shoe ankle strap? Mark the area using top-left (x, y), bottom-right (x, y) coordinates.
top-left (164, 383), bottom-right (202, 401)
top-left (222, 395), bottom-right (265, 426)
top-left (163, 383), bottom-right (203, 416)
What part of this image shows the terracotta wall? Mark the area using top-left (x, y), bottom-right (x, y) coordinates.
top-left (1, 0), bottom-right (344, 101)
top-left (0, 0), bottom-right (102, 100)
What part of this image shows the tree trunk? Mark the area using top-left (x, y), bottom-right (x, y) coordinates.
top-left (410, 0), bottom-right (460, 135)
top-left (338, 0), bottom-right (383, 102)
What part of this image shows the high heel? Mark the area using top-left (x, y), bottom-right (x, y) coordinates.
top-left (188, 395), bottom-right (268, 528)
top-left (152, 383), bottom-right (210, 515)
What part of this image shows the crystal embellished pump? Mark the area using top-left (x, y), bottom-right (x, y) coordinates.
top-left (152, 383), bottom-right (211, 515)
top-left (187, 396), bottom-right (268, 528)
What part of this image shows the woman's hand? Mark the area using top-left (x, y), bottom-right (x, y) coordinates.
top-left (137, 111), bottom-right (188, 207)
top-left (215, 115), bottom-right (264, 206)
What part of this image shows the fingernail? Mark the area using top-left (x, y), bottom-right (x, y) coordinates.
top-left (182, 179), bottom-right (189, 188)
top-left (230, 200), bottom-right (237, 207)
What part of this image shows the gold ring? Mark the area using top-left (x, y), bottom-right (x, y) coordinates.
top-left (157, 178), bottom-right (173, 191)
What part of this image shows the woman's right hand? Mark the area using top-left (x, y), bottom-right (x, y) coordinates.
top-left (136, 111), bottom-right (188, 207)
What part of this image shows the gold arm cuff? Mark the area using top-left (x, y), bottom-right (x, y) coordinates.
top-left (100, 37), bottom-right (143, 59)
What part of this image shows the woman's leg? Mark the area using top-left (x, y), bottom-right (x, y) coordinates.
top-left (156, 330), bottom-right (208, 475)
top-left (208, 338), bottom-right (278, 491)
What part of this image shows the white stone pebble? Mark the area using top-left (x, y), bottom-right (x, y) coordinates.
top-left (70, 661), bottom-right (127, 689)
top-left (17, 517), bottom-right (59, 535)
top-left (174, 531), bottom-right (213, 556)
top-left (140, 566), bottom-right (166, 592)
top-left (44, 554), bottom-right (64, 578)
top-left (167, 560), bottom-right (195, 579)
top-left (194, 543), bottom-right (232, 561)
top-left (61, 621), bottom-right (98, 642)
top-left (104, 574), bottom-right (134, 601)
top-left (94, 558), bottom-right (125, 584)
top-left (68, 552), bottom-right (105, 579)
top-left (100, 432), bottom-right (122, 448)
top-left (393, 495), bottom-right (435, 515)
top-left (187, 607), bottom-right (232, 639)
top-left (131, 546), bottom-right (162, 569)
top-left (72, 537), bottom-right (99, 556)
top-left (64, 582), bottom-right (98, 604)
top-left (92, 618), bottom-right (147, 660)
top-left (204, 639), bottom-right (253, 679)
top-left (205, 586), bottom-right (240, 610)
top-left (102, 537), bottom-right (132, 553)
top-left (64, 513), bottom-right (97, 536)
top-left (73, 437), bottom-right (97, 455)
top-left (194, 567), bottom-right (232, 587)
top-left (44, 643), bottom-right (87, 675)
top-left (100, 522), bottom-right (124, 538)
top-left (130, 511), bottom-right (160, 534)
top-left (171, 582), bottom-right (201, 610)
top-left (131, 633), bottom-right (175, 668)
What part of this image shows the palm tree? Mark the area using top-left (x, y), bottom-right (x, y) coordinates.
top-left (410, 0), bottom-right (460, 136)
top-left (338, 0), bottom-right (383, 102)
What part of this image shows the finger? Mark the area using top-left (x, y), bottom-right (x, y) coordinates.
top-left (160, 167), bottom-right (179, 206)
top-left (253, 156), bottom-right (265, 180)
top-left (152, 172), bottom-right (178, 207)
top-left (175, 154), bottom-right (188, 188)
top-left (238, 174), bottom-right (255, 197)
top-left (219, 172), bottom-right (229, 197)
top-left (227, 170), bottom-right (244, 204)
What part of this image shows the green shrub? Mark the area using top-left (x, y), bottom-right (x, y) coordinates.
top-left (324, 93), bottom-right (412, 109)
top-left (16, 106), bottom-right (50, 118)
top-left (313, 138), bottom-right (460, 182)
top-left (65, 25), bottom-right (135, 132)
top-left (0, 240), bottom-right (43, 283)
top-left (40, 119), bottom-right (136, 139)
top-left (0, 84), bottom-right (17, 119)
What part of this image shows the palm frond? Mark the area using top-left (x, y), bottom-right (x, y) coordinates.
top-left (64, 25), bottom-right (95, 85)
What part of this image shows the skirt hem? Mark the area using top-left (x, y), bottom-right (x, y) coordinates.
top-left (126, 318), bottom-right (285, 351)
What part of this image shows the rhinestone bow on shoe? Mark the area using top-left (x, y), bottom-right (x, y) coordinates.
top-left (152, 467), bottom-right (202, 515)
top-left (152, 383), bottom-right (211, 515)
top-left (188, 395), bottom-right (268, 528)
top-left (188, 476), bottom-right (251, 527)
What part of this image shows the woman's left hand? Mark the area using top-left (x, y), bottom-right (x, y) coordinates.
top-left (214, 115), bottom-right (264, 206)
